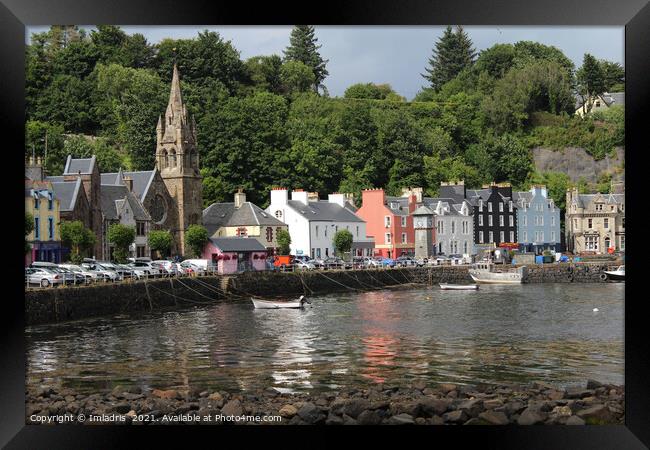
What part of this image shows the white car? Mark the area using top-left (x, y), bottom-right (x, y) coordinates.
top-left (59, 263), bottom-right (99, 282)
top-left (295, 260), bottom-right (315, 270)
top-left (81, 262), bottom-right (120, 282)
top-left (153, 260), bottom-right (180, 276)
top-left (128, 261), bottom-right (163, 279)
top-left (25, 267), bottom-right (64, 288)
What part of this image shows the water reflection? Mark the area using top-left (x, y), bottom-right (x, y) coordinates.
top-left (26, 283), bottom-right (624, 393)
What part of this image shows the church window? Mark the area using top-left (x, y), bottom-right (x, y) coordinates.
top-left (162, 150), bottom-right (168, 169)
top-left (170, 149), bottom-right (177, 168)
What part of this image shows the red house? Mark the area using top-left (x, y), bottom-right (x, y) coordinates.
top-left (357, 188), bottom-right (423, 259)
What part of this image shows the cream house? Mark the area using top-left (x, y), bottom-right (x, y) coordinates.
top-left (565, 187), bottom-right (625, 254)
top-left (203, 190), bottom-right (288, 255)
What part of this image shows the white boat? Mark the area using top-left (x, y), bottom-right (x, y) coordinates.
top-left (468, 261), bottom-right (526, 284)
top-left (439, 283), bottom-right (479, 290)
top-left (603, 265), bottom-right (625, 281)
top-left (251, 295), bottom-right (310, 309)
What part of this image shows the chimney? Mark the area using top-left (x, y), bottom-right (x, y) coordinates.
top-left (307, 192), bottom-right (319, 202)
top-left (123, 176), bottom-right (133, 192)
top-left (328, 193), bottom-right (345, 207)
top-left (291, 189), bottom-right (309, 205)
top-left (270, 187), bottom-right (288, 205)
top-left (344, 193), bottom-right (355, 207)
top-left (234, 188), bottom-right (246, 208)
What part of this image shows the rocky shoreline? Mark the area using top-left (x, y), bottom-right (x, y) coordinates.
top-left (26, 380), bottom-right (624, 425)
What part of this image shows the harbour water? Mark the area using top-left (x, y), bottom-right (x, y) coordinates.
top-left (26, 283), bottom-right (624, 394)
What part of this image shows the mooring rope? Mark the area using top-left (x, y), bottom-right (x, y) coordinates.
top-left (145, 281), bottom-right (217, 305)
top-left (314, 270), bottom-right (363, 291)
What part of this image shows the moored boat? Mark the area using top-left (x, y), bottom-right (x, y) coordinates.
top-left (439, 283), bottom-right (479, 290)
top-left (603, 265), bottom-right (625, 281)
top-left (251, 295), bottom-right (310, 309)
top-left (468, 261), bottom-right (526, 284)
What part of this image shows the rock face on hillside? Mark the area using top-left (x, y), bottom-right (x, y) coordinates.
top-left (532, 147), bottom-right (624, 183)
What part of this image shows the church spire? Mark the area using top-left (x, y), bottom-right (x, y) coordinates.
top-left (165, 64), bottom-right (187, 127)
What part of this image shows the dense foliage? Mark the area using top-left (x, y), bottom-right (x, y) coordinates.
top-left (276, 229), bottom-right (292, 256)
top-left (185, 224), bottom-right (209, 258)
top-left (148, 230), bottom-right (173, 258)
top-left (107, 223), bottom-right (136, 263)
top-left (26, 25), bottom-right (624, 211)
top-left (60, 220), bottom-right (96, 263)
top-left (333, 229), bottom-right (354, 256)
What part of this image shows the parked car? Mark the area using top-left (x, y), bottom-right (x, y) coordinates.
top-left (362, 257), bottom-right (382, 268)
top-left (113, 264), bottom-right (135, 279)
top-left (352, 256), bottom-right (367, 269)
top-left (182, 259), bottom-right (211, 274)
top-left (395, 256), bottom-right (418, 267)
top-left (25, 267), bottom-right (63, 288)
top-left (179, 260), bottom-right (205, 275)
top-left (153, 260), bottom-right (180, 277)
top-left (30, 262), bottom-right (78, 285)
top-left (95, 262), bottom-right (124, 281)
top-left (323, 257), bottom-right (345, 270)
top-left (294, 255), bottom-right (313, 264)
top-left (128, 261), bottom-right (163, 279)
top-left (56, 266), bottom-right (87, 285)
top-left (294, 259), bottom-right (315, 271)
top-left (59, 264), bottom-right (98, 283)
top-left (311, 258), bottom-right (326, 269)
top-left (374, 257), bottom-right (395, 268)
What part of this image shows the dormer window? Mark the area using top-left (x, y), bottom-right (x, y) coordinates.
top-left (275, 210), bottom-right (282, 219)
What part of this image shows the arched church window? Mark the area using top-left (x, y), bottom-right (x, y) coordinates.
top-left (170, 149), bottom-right (177, 167)
top-left (162, 150), bottom-right (168, 169)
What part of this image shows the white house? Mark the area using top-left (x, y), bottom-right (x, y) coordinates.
top-left (266, 188), bottom-right (374, 258)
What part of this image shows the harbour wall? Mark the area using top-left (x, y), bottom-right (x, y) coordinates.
top-left (25, 263), bottom-right (621, 326)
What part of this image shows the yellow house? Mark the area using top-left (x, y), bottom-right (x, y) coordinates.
top-left (25, 177), bottom-right (63, 264)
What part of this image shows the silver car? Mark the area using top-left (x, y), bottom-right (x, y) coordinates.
top-left (295, 260), bottom-right (315, 271)
top-left (128, 261), bottom-right (163, 279)
top-left (25, 267), bottom-right (63, 288)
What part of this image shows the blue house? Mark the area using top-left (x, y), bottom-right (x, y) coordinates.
top-left (514, 185), bottom-right (561, 253)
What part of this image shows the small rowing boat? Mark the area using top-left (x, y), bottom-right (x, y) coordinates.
top-left (439, 283), bottom-right (479, 290)
top-left (251, 295), bottom-right (310, 309)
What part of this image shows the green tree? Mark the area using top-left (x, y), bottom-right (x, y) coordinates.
top-left (25, 121), bottom-right (66, 175)
top-left (279, 60), bottom-right (316, 95)
top-left (276, 229), bottom-right (292, 256)
top-left (283, 25), bottom-right (329, 93)
top-left (422, 25), bottom-right (476, 91)
top-left (107, 223), bottom-right (135, 263)
top-left (62, 135), bottom-right (127, 172)
top-left (148, 230), bottom-right (173, 259)
top-left (466, 134), bottom-right (533, 187)
top-left (333, 229), bottom-right (353, 257)
top-left (423, 153), bottom-right (482, 196)
top-left (576, 53), bottom-right (607, 115)
top-left (599, 60), bottom-right (624, 92)
top-left (185, 224), bottom-right (209, 258)
top-left (25, 212), bottom-right (34, 254)
top-left (60, 220), bottom-right (96, 263)
top-left (344, 83), bottom-right (403, 100)
top-left (245, 55), bottom-right (284, 94)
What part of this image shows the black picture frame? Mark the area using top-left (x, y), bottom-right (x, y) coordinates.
top-left (1, 0), bottom-right (647, 447)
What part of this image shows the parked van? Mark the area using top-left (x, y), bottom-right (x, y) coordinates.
top-left (182, 259), bottom-right (212, 274)
top-left (273, 255), bottom-right (294, 269)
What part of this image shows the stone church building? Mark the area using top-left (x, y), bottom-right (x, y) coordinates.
top-left (26, 65), bottom-right (203, 259)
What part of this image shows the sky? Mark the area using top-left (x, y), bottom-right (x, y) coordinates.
top-left (26, 25), bottom-right (624, 100)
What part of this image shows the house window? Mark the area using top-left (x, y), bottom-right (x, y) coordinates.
top-left (499, 203), bottom-right (503, 212)
top-left (478, 215), bottom-right (483, 226)
top-left (315, 225), bottom-right (319, 238)
top-left (595, 204), bottom-right (603, 211)
top-left (479, 231), bottom-right (484, 243)
top-left (266, 227), bottom-right (273, 242)
top-left (437, 221), bottom-right (444, 235)
top-left (539, 216), bottom-right (543, 226)
top-left (479, 200), bottom-right (483, 212)
top-left (500, 231), bottom-right (504, 243)
top-left (48, 217), bottom-right (54, 240)
top-left (551, 216), bottom-right (555, 226)
top-left (620, 235), bottom-right (625, 250)
top-left (499, 216), bottom-right (504, 226)
top-left (275, 210), bottom-right (282, 219)
top-left (509, 201), bottom-right (513, 212)
top-left (523, 231), bottom-right (527, 242)
top-left (356, 226), bottom-right (359, 237)
top-left (551, 231), bottom-right (556, 242)
top-left (588, 219), bottom-right (593, 229)
top-left (488, 216), bottom-right (493, 227)
top-left (402, 233), bottom-right (407, 243)
top-left (136, 245), bottom-right (146, 258)
top-left (604, 218), bottom-right (609, 229)
top-left (384, 216), bottom-right (391, 227)
top-left (136, 221), bottom-right (146, 236)
top-left (463, 241), bottom-right (468, 254)
top-left (540, 231), bottom-right (544, 242)
top-left (48, 192), bottom-right (53, 210)
top-left (316, 248), bottom-right (321, 258)
top-left (509, 216), bottom-right (514, 227)
top-left (488, 202), bottom-right (492, 212)
top-left (401, 216), bottom-right (407, 227)
top-left (34, 217), bottom-right (40, 239)
top-left (34, 196), bottom-right (40, 210)
top-left (509, 231), bottom-right (514, 243)
top-left (451, 221), bottom-right (455, 234)
top-left (325, 227), bottom-right (328, 237)
top-left (489, 231), bottom-right (493, 243)
top-left (385, 233), bottom-right (392, 244)
top-left (523, 216), bottom-right (527, 226)
top-left (585, 235), bottom-right (599, 251)
top-left (622, 218), bottom-right (625, 229)
top-left (325, 248), bottom-right (329, 257)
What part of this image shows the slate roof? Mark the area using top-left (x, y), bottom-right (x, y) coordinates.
top-left (438, 185), bottom-right (467, 203)
top-left (100, 184), bottom-right (150, 221)
top-left (385, 196), bottom-right (410, 216)
top-left (423, 197), bottom-right (471, 216)
top-left (101, 170), bottom-right (156, 202)
top-left (63, 155), bottom-right (96, 175)
top-left (202, 202), bottom-right (285, 236)
top-left (573, 193), bottom-right (625, 208)
top-left (209, 237), bottom-right (267, 252)
top-left (286, 200), bottom-right (364, 222)
top-left (50, 178), bottom-right (82, 212)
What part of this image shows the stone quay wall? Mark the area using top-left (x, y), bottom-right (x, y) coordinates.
top-left (25, 263), bottom-right (621, 326)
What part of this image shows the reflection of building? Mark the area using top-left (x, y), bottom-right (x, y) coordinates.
top-left (565, 187), bottom-right (625, 254)
top-left (25, 171), bottom-right (63, 264)
top-left (203, 189), bottom-right (287, 255)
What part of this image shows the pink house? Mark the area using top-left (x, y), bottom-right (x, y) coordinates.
top-left (201, 237), bottom-right (267, 274)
